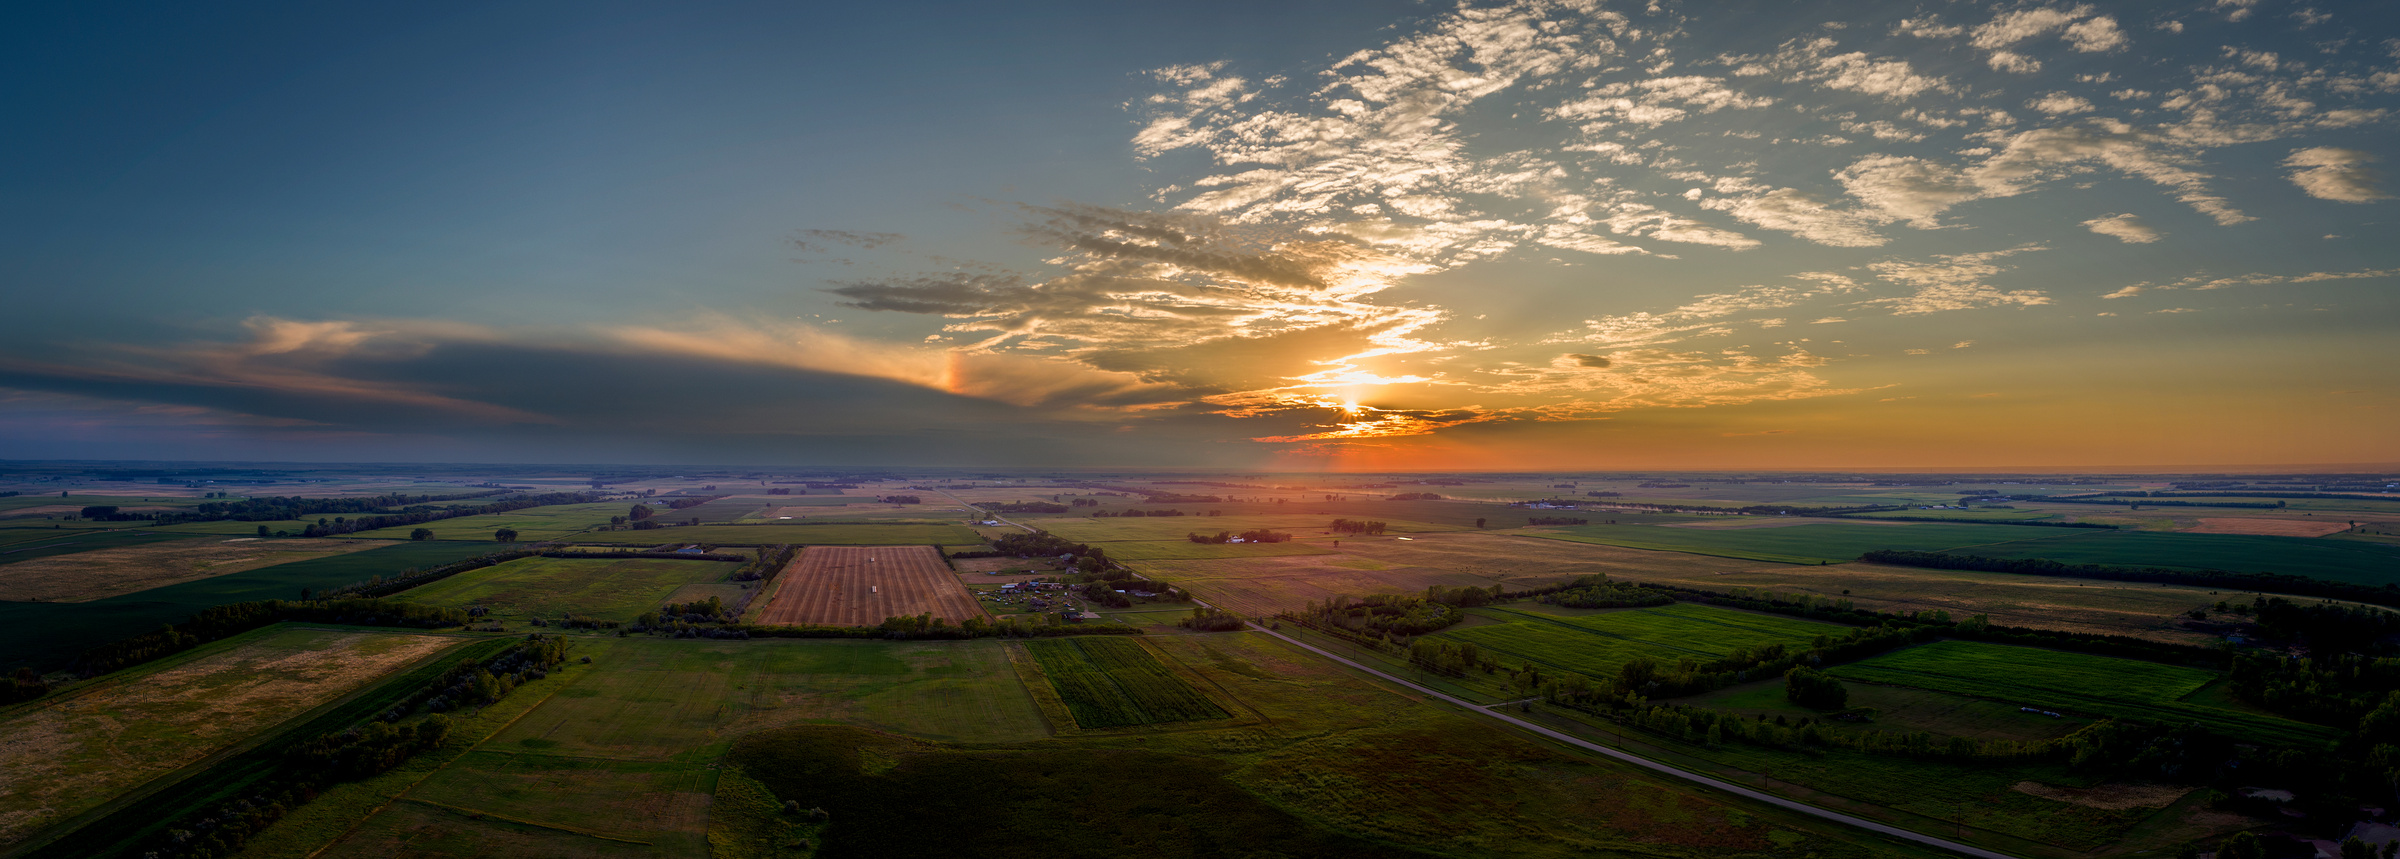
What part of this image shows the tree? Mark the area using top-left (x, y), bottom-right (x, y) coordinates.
top-left (495, 528), bottom-right (519, 542)
top-left (256, 525), bottom-right (271, 538)
top-left (1785, 665), bottom-right (1848, 709)
top-left (1475, 518), bottom-right (1487, 529)
top-left (410, 528), bottom-right (434, 541)
top-left (2217, 832), bottom-right (2263, 859)
top-left (629, 504), bottom-right (656, 521)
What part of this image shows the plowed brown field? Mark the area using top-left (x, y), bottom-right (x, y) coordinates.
top-left (753, 545), bottom-right (981, 626)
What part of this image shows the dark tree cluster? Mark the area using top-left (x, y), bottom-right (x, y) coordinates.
top-left (1385, 492), bottom-right (1443, 501)
top-left (877, 495), bottom-right (922, 504)
top-left (986, 501), bottom-right (1070, 513)
top-left (1863, 550), bottom-right (2400, 613)
top-left (1328, 518), bottom-right (1387, 534)
top-left (1783, 665), bottom-right (1848, 709)
top-left (664, 495), bottom-right (725, 510)
top-left (1096, 508), bottom-right (1184, 517)
top-left (1177, 608), bottom-right (1244, 632)
top-left (1524, 517), bottom-right (1588, 525)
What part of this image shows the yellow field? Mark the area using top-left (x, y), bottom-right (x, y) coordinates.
top-left (0, 537), bottom-right (391, 602)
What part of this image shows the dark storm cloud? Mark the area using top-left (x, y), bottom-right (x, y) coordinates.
top-left (825, 273), bottom-right (1024, 314)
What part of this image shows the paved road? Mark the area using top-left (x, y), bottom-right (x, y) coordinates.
top-left (1243, 621), bottom-right (2022, 859)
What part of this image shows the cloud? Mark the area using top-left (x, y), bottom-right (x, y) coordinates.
top-left (2284, 147), bottom-right (2391, 202)
top-left (1567, 353), bottom-right (1612, 368)
top-left (1864, 246), bottom-right (2054, 314)
top-left (2082, 213), bottom-right (2164, 243)
top-left (2028, 92), bottom-right (2095, 115)
top-left (1564, 275), bottom-right (1865, 346)
top-left (1729, 38), bottom-right (1950, 101)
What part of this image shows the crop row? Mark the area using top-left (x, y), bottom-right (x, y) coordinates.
top-left (1026, 637), bottom-right (1226, 729)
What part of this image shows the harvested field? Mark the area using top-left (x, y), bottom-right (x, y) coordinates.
top-left (2012, 781), bottom-right (2191, 811)
top-left (0, 537), bottom-right (388, 602)
top-left (1130, 531), bottom-right (1694, 616)
top-left (753, 545), bottom-right (981, 627)
top-left (0, 625), bottom-right (460, 848)
top-left (2185, 517), bottom-right (2352, 537)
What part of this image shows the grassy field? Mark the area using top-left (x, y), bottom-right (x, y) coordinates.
top-left (0, 625), bottom-right (466, 851)
top-left (1094, 539), bottom-right (1339, 561)
top-left (394, 555), bottom-right (742, 624)
top-left (569, 522), bottom-right (981, 546)
top-left (350, 501), bottom-right (632, 541)
top-left (0, 537), bottom-right (389, 603)
top-left (1432, 602), bottom-right (1850, 679)
top-left (1829, 641), bottom-right (2334, 746)
top-left (1023, 636), bottom-right (1227, 729)
top-left (0, 519), bottom-right (161, 547)
top-left (1041, 514), bottom-right (1462, 543)
top-left (1526, 521), bottom-right (2400, 583)
top-left (0, 540), bottom-right (519, 672)
top-left (1679, 680), bottom-right (2091, 742)
top-left (1131, 531), bottom-right (1661, 616)
top-left (0, 528), bottom-right (191, 560)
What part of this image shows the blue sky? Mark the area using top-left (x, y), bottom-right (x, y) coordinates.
top-left (2, 0), bottom-right (2395, 468)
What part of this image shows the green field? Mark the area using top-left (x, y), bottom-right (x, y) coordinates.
top-left (1024, 636), bottom-right (1227, 729)
top-left (1094, 540), bottom-right (1340, 561)
top-left (569, 522), bottom-right (981, 546)
top-left (0, 540), bottom-right (515, 672)
top-left (349, 501), bottom-right (632, 541)
top-left (1525, 521), bottom-right (2400, 583)
top-left (1828, 641), bottom-right (2334, 746)
top-left (1042, 514), bottom-right (1464, 544)
top-left (0, 528), bottom-right (192, 562)
top-left (394, 555), bottom-right (742, 623)
top-left (1432, 602), bottom-right (1849, 680)
top-left (655, 496), bottom-right (772, 522)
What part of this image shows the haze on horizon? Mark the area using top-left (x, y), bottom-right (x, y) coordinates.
top-left (2, 0), bottom-right (2394, 470)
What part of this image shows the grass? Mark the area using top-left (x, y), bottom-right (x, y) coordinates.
top-left (349, 500), bottom-right (633, 541)
top-left (0, 537), bottom-right (390, 603)
top-left (1024, 636), bottom-right (1228, 728)
top-left (1431, 602), bottom-right (1850, 680)
top-left (0, 540), bottom-right (520, 673)
top-left (1828, 641), bottom-right (2335, 746)
top-left (1, 625), bottom-right (475, 854)
top-left (1678, 678), bottom-right (2092, 742)
top-left (1041, 514), bottom-right (1462, 543)
top-left (1094, 539), bottom-right (1338, 561)
top-left (393, 555), bottom-right (742, 624)
top-left (569, 522), bottom-right (981, 546)
top-left (1526, 521), bottom-right (2400, 584)
top-left (0, 528), bottom-right (192, 561)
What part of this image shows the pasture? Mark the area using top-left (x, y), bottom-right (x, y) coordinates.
top-left (349, 500), bottom-right (631, 541)
top-left (0, 625), bottom-right (463, 849)
top-left (1130, 531), bottom-right (1695, 617)
top-left (0, 540), bottom-right (516, 672)
top-left (570, 522), bottom-right (981, 546)
top-left (0, 528), bottom-right (190, 560)
top-left (1022, 636), bottom-right (1228, 729)
top-left (1431, 602), bottom-right (1849, 680)
top-left (252, 637), bottom-right (1046, 858)
top-left (1828, 641), bottom-right (2333, 746)
top-left (1524, 521), bottom-right (2400, 583)
top-left (752, 546), bottom-right (980, 627)
top-left (0, 537), bottom-right (387, 603)
top-left (395, 555), bottom-right (743, 624)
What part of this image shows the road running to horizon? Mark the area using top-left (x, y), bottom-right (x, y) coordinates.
top-left (1243, 621), bottom-right (2022, 859)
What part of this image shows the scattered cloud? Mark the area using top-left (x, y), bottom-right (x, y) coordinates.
top-left (2284, 147), bottom-right (2391, 202)
top-left (1864, 246), bottom-right (2053, 315)
top-left (2082, 213), bottom-right (2164, 243)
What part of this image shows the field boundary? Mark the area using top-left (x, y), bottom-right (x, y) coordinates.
top-left (397, 798), bottom-right (653, 844)
top-left (0, 629), bottom-right (488, 859)
top-left (302, 670), bottom-right (579, 859)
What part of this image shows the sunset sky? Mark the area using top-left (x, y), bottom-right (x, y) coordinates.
top-left (3, 0), bottom-right (2394, 468)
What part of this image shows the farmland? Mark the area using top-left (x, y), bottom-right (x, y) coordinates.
top-left (1022, 636), bottom-right (1228, 729)
top-left (1828, 641), bottom-right (2333, 745)
top-left (0, 539), bottom-right (517, 672)
top-left (1431, 602), bottom-right (1849, 679)
top-left (751, 545), bottom-right (980, 627)
top-left (0, 625), bottom-right (463, 849)
top-left (1525, 520), bottom-right (2400, 583)
top-left (286, 637), bottom-right (1047, 858)
top-left (1041, 514), bottom-right (1462, 543)
top-left (1092, 539), bottom-right (1338, 561)
top-left (1130, 531), bottom-right (1707, 617)
top-left (0, 528), bottom-right (190, 560)
top-left (569, 522), bottom-right (981, 546)
top-left (393, 555), bottom-right (744, 624)
top-left (348, 500), bottom-right (632, 541)
top-left (0, 537), bottom-right (387, 602)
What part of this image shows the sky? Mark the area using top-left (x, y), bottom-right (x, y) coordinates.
top-left (1, 0), bottom-right (2394, 469)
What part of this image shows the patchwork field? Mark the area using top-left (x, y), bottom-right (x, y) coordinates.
top-left (1022, 636), bottom-right (1228, 729)
top-left (1432, 602), bottom-right (1850, 679)
top-left (1041, 514), bottom-right (1462, 543)
top-left (1828, 641), bottom-right (2333, 746)
top-left (0, 537), bottom-right (388, 602)
top-left (0, 625), bottom-right (463, 849)
top-left (0, 540), bottom-right (516, 673)
top-left (0, 528), bottom-right (190, 559)
top-left (753, 545), bottom-right (980, 627)
top-left (569, 522), bottom-right (980, 546)
top-left (1094, 539), bottom-right (1339, 561)
top-left (1526, 520), bottom-right (2400, 583)
top-left (394, 555), bottom-right (743, 624)
top-left (350, 501), bottom-right (632, 541)
top-left (1130, 531), bottom-right (1701, 616)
